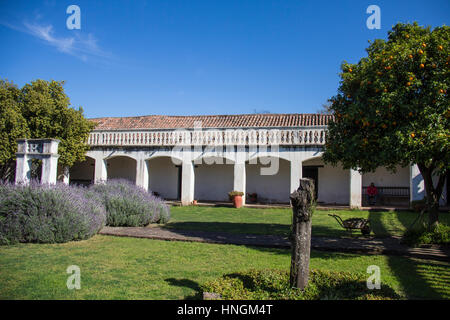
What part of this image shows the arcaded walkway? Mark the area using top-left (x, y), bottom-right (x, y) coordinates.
top-left (99, 226), bottom-right (450, 262)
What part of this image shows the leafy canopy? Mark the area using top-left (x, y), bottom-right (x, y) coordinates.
top-left (323, 22), bottom-right (449, 176)
top-left (0, 79), bottom-right (95, 178)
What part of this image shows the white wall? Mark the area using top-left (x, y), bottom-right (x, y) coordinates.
top-left (194, 161), bottom-right (234, 201)
top-left (107, 156), bottom-right (136, 182)
top-left (148, 157), bottom-right (179, 199)
top-left (246, 157), bottom-right (290, 203)
top-left (362, 166), bottom-right (410, 187)
top-left (302, 157), bottom-right (350, 205)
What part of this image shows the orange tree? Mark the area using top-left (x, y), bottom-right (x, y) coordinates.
top-left (323, 23), bottom-right (449, 228)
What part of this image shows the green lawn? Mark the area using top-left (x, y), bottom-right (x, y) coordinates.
top-left (164, 206), bottom-right (450, 238)
top-left (0, 235), bottom-right (448, 299)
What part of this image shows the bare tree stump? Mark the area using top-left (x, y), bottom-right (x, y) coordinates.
top-left (289, 178), bottom-right (315, 290)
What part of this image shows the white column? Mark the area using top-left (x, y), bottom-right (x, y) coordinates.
top-left (290, 151), bottom-right (302, 193)
top-left (136, 159), bottom-right (149, 191)
top-left (181, 160), bottom-right (195, 205)
top-left (349, 169), bottom-right (362, 208)
top-left (41, 155), bottom-right (59, 184)
top-left (233, 162), bottom-right (246, 205)
top-left (410, 164), bottom-right (425, 202)
top-left (15, 155), bottom-right (31, 184)
top-left (94, 157), bottom-right (107, 183)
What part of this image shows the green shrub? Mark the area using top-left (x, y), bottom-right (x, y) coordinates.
top-left (403, 223), bottom-right (450, 246)
top-left (89, 179), bottom-right (170, 227)
top-left (201, 269), bottom-right (400, 300)
top-left (0, 182), bottom-right (106, 245)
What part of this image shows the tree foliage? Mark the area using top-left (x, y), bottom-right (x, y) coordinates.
top-left (323, 23), bottom-right (449, 226)
top-left (0, 80), bottom-right (29, 179)
top-left (0, 79), bottom-right (95, 181)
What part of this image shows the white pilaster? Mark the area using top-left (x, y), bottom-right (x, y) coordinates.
top-left (41, 155), bottom-right (59, 184)
top-left (290, 151), bottom-right (303, 193)
top-left (15, 155), bottom-right (31, 184)
top-left (181, 160), bottom-right (195, 205)
top-left (94, 157), bottom-right (107, 183)
top-left (349, 169), bottom-right (362, 208)
top-left (136, 159), bottom-right (149, 191)
top-left (233, 162), bottom-right (246, 205)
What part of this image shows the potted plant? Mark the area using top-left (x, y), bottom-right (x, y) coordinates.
top-left (228, 191), bottom-right (244, 208)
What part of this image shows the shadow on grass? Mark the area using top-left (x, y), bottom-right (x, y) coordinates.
top-left (163, 221), bottom-right (290, 236)
top-left (164, 278), bottom-right (203, 300)
top-left (164, 221), bottom-right (363, 239)
top-left (369, 211), bottom-right (447, 299)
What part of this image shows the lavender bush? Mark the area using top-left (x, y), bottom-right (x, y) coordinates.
top-left (0, 181), bottom-right (106, 245)
top-left (89, 179), bottom-right (170, 227)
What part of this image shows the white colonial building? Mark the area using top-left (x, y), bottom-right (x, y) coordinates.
top-left (65, 113), bottom-right (447, 208)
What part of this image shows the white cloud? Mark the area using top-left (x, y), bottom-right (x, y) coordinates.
top-left (1, 19), bottom-right (113, 63)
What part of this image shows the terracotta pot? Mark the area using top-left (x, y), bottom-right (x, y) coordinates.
top-left (192, 200), bottom-right (198, 205)
top-left (232, 195), bottom-right (243, 208)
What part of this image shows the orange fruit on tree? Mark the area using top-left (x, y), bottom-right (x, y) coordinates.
top-left (438, 45), bottom-right (443, 51)
top-left (409, 54), bottom-right (413, 59)
top-left (420, 63), bottom-right (425, 68)
top-left (407, 82), bottom-right (411, 86)
top-left (422, 43), bottom-right (427, 48)
top-left (411, 133), bottom-right (415, 138)
top-left (418, 49), bottom-right (424, 55)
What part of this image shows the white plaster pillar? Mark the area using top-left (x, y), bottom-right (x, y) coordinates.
top-left (410, 164), bottom-right (425, 202)
top-left (136, 159), bottom-right (149, 191)
top-left (41, 154), bottom-right (59, 184)
top-left (290, 151), bottom-right (303, 193)
top-left (181, 159), bottom-right (195, 205)
top-left (349, 169), bottom-right (362, 208)
top-left (233, 163), bottom-right (246, 205)
top-left (15, 154), bottom-right (31, 184)
top-left (94, 157), bottom-right (107, 183)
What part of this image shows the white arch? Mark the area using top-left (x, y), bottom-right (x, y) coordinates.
top-left (246, 153), bottom-right (291, 164)
top-left (147, 152), bottom-right (183, 166)
top-left (193, 153), bottom-right (236, 165)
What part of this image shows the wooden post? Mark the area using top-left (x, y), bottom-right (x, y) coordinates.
top-left (289, 178), bottom-right (315, 290)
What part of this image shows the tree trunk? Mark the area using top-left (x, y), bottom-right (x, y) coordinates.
top-left (289, 178), bottom-right (314, 290)
top-left (417, 163), bottom-right (446, 230)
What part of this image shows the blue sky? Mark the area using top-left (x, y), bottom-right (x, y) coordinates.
top-left (0, 0), bottom-right (449, 118)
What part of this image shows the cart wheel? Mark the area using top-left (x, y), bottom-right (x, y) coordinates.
top-left (361, 226), bottom-right (371, 235)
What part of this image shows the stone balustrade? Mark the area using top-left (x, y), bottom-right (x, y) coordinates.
top-left (87, 127), bottom-right (327, 147)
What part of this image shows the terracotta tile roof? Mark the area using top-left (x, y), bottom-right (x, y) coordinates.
top-left (90, 113), bottom-right (333, 130)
